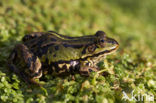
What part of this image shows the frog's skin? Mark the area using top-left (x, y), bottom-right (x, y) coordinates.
top-left (8, 31), bottom-right (119, 85)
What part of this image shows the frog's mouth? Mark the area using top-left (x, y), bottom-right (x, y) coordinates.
top-left (82, 44), bottom-right (119, 60)
top-left (95, 45), bottom-right (119, 56)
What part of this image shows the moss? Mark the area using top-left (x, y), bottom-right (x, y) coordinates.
top-left (0, 0), bottom-right (155, 102)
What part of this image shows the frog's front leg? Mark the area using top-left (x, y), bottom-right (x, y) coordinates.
top-left (80, 58), bottom-right (109, 77)
top-left (78, 60), bottom-right (99, 76)
top-left (8, 44), bottom-right (42, 86)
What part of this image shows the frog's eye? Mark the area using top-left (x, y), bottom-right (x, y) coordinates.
top-left (100, 39), bottom-right (105, 43)
top-left (95, 31), bottom-right (106, 37)
top-left (88, 45), bottom-right (96, 53)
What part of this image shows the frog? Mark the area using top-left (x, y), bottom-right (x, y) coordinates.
top-left (8, 30), bottom-right (119, 85)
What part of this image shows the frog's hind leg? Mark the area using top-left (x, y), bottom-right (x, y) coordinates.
top-left (8, 44), bottom-right (42, 86)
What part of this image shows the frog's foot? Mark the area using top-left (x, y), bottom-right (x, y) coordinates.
top-left (79, 66), bottom-right (99, 76)
top-left (8, 44), bottom-right (42, 86)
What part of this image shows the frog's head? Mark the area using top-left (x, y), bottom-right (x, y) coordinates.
top-left (81, 31), bottom-right (119, 59)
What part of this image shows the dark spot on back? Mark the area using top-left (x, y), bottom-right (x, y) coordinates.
top-left (63, 44), bottom-right (69, 48)
top-left (35, 44), bottom-right (52, 57)
top-left (63, 44), bottom-right (83, 49)
top-left (40, 47), bottom-right (49, 56)
top-left (51, 38), bottom-right (56, 41)
top-left (37, 38), bottom-right (47, 46)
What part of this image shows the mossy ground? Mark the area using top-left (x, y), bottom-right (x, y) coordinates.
top-left (0, 0), bottom-right (155, 103)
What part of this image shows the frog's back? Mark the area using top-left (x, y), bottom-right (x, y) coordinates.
top-left (23, 33), bottom-right (63, 58)
top-left (23, 32), bottom-right (95, 48)
top-left (23, 32), bottom-right (95, 61)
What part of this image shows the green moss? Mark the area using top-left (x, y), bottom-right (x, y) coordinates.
top-left (0, 0), bottom-right (155, 102)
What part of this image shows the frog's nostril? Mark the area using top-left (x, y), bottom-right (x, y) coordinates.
top-left (113, 41), bottom-right (115, 44)
top-left (110, 39), bottom-right (118, 45)
top-left (115, 40), bottom-right (119, 45)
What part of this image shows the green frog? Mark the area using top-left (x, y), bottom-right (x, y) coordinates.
top-left (8, 31), bottom-right (119, 85)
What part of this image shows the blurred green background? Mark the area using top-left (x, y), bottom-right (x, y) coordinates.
top-left (0, 0), bottom-right (155, 103)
